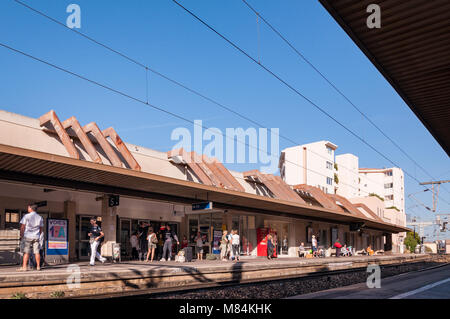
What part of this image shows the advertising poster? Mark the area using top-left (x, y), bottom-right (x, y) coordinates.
top-left (46, 219), bottom-right (69, 257)
top-left (212, 230), bottom-right (222, 254)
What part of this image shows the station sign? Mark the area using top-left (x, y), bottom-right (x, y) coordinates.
top-left (192, 201), bottom-right (213, 211)
top-left (108, 195), bottom-right (120, 207)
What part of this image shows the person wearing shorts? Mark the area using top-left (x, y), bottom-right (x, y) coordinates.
top-left (195, 232), bottom-right (204, 260)
top-left (18, 204), bottom-right (44, 271)
top-left (146, 228), bottom-right (157, 262)
top-left (220, 230), bottom-right (228, 261)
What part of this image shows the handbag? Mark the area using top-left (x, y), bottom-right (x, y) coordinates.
top-left (151, 233), bottom-right (158, 244)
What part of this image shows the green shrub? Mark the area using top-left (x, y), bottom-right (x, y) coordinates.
top-left (369, 193), bottom-right (384, 201)
top-left (334, 173), bottom-right (339, 184)
top-left (386, 206), bottom-right (400, 211)
top-left (50, 291), bottom-right (65, 298)
top-left (11, 292), bottom-right (28, 299)
top-left (404, 232), bottom-right (420, 253)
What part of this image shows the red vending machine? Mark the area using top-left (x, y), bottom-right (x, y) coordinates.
top-left (257, 228), bottom-right (269, 257)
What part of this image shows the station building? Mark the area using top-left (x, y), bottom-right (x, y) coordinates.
top-left (0, 110), bottom-right (409, 263)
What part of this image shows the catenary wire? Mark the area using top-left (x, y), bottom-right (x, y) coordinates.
top-left (240, 0), bottom-right (450, 197)
top-left (11, 0), bottom-right (448, 206)
top-left (171, 0), bottom-right (450, 206)
top-left (12, 0), bottom-right (396, 193)
top-left (0, 41), bottom-right (381, 198)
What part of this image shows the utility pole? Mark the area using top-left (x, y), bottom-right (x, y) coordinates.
top-left (419, 180), bottom-right (450, 212)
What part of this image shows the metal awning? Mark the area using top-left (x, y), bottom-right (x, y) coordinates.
top-left (319, 0), bottom-right (450, 156)
top-left (0, 144), bottom-right (409, 233)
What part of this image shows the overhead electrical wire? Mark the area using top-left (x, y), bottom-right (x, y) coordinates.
top-left (240, 0), bottom-right (450, 197)
top-left (10, 0), bottom-right (448, 206)
top-left (12, 0), bottom-right (392, 192)
top-left (171, 0), bottom-right (450, 206)
top-left (0, 41), bottom-right (379, 198)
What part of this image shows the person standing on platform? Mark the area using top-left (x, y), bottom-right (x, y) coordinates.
top-left (130, 232), bottom-right (139, 261)
top-left (146, 227), bottom-right (157, 262)
top-left (88, 217), bottom-right (106, 266)
top-left (157, 233), bottom-right (164, 260)
top-left (334, 238), bottom-right (342, 257)
top-left (195, 232), bottom-right (204, 261)
top-left (267, 233), bottom-right (274, 260)
top-left (227, 230), bottom-right (233, 260)
top-left (283, 236), bottom-right (288, 255)
top-left (160, 225), bottom-right (179, 261)
top-left (138, 221), bottom-right (149, 261)
top-left (272, 232), bottom-right (278, 257)
top-left (220, 230), bottom-right (229, 261)
top-left (18, 204), bottom-right (43, 272)
top-left (231, 230), bottom-right (240, 262)
top-left (181, 236), bottom-right (188, 249)
top-left (312, 235), bottom-right (318, 257)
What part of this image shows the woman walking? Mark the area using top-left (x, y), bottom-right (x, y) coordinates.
top-left (146, 227), bottom-right (157, 262)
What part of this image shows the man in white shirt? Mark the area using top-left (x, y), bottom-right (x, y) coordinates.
top-left (19, 204), bottom-right (44, 271)
top-left (130, 232), bottom-right (139, 260)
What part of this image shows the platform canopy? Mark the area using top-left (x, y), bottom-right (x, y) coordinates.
top-left (0, 144), bottom-right (409, 233)
top-left (319, 0), bottom-right (450, 156)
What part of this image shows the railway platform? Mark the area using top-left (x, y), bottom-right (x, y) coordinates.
top-left (0, 253), bottom-right (444, 299)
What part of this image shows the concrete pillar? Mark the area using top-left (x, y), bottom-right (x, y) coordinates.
top-left (288, 222), bottom-right (296, 257)
top-left (100, 197), bottom-right (117, 258)
top-left (64, 201), bottom-right (77, 262)
top-left (225, 213), bottom-right (232, 232)
top-left (180, 216), bottom-right (187, 240)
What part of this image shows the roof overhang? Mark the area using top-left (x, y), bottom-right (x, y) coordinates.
top-left (325, 142), bottom-right (338, 150)
top-left (0, 144), bottom-right (409, 233)
top-left (319, 0), bottom-right (450, 156)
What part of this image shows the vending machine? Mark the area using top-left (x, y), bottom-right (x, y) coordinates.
top-left (257, 228), bottom-right (269, 257)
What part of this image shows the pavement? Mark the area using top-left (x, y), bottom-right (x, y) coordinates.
top-left (289, 263), bottom-right (450, 299)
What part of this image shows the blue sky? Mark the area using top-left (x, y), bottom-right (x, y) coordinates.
top-left (0, 0), bottom-right (448, 238)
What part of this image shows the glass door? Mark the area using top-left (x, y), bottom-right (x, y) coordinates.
top-left (76, 215), bottom-right (93, 261)
top-left (119, 218), bottom-right (131, 259)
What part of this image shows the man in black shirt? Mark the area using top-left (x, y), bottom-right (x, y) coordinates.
top-left (160, 225), bottom-right (179, 261)
top-left (138, 221), bottom-right (149, 261)
top-left (88, 217), bottom-right (106, 266)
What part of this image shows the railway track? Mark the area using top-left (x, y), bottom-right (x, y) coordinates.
top-left (84, 258), bottom-right (449, 299)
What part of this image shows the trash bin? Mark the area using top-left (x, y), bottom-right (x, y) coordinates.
top-left (414, 245), bottom-right (420, 254)
top-left (112, 242), bottom-right (121, 263)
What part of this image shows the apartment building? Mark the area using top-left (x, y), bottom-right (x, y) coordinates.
top-left (280, 141), bottom-right (406, 253)
top-left (359, 167), bottom-right (405, 214)
top-left (279, 141), bottom-right (337, 194)
top-left (335, 153), bottom-right (359, 199)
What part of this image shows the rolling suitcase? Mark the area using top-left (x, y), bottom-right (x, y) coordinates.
top-left (183, 246), bottom-right (193, 262)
